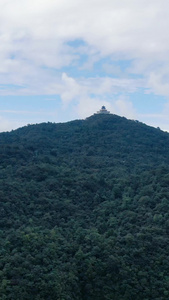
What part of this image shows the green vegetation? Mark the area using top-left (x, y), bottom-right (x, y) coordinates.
top-left (1, 114), bottom-right (169, 299)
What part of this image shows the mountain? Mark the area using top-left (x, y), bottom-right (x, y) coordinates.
top-left (1, 113), bottom-right (169, 300)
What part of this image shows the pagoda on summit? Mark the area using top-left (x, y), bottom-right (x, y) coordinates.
top-left (96, 106), bottom-right (110, 114)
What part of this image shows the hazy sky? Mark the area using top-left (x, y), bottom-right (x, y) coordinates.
top-left (1, 0), bottom-right (169, 132)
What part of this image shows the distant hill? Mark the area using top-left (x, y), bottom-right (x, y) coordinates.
top-left (1, 114), bottom-right (169, 299)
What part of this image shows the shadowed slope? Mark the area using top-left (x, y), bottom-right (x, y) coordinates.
top-left (0, 114), bottom-right (169, 299)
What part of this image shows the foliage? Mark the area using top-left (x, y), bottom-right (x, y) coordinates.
top-left (1, 114), bottom-right (169, 299)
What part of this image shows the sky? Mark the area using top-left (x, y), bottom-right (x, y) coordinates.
top-left (1, 0), bottom-right (169, 132)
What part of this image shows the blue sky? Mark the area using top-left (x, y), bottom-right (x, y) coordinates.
top-left (1, 0), bottom-right (169, 132)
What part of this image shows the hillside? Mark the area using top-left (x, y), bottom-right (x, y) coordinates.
top-left (1, 114), bottom-right (169, 299)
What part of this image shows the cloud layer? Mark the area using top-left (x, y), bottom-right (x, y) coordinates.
top-left (0, 0), bottom-right (169, 130)
top-left (0, 0), bottom-right (169, 92)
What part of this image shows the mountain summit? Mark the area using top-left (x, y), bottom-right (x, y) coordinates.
top-left (95, 105), bottom-right (110, 114)
top-left (1, 114), bottom-right (169, 299)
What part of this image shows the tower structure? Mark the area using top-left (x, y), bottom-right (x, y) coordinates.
top-left (96, 106), bottom-right (110, 114)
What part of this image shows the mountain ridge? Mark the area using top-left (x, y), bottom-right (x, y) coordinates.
top-left (1, 113), bottom-right (169, 299)
top-left (0, 113), bottom-right (169, 173)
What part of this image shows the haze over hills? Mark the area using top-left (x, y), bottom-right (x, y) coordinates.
top-left (1, 113), bottom-right (169, 299)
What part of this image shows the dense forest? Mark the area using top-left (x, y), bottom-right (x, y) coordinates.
top-left (1, 113), bottom-right (169, 299)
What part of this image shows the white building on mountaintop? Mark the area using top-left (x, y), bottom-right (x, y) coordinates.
top-left (96, 106), bottom-right (110, 114)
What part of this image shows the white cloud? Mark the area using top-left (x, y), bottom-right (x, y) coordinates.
top-left (147, 71), bottom-right (169, 96)
top-left (60, 73), bottom-right (81, 104)
top-left (74, 97), bottom-right (115, 119)
top-left (75, 95), bottom-right (137, 120)
top-left (0, 0), bottom-right (169, 98)
top-left (138, 112), bottom-right (169, 132)
top-left (75, 97), bottom-right (109, 119)
top-left (59, 73), bottom-right (143, 102)
top-left (114, 97), bottom-right (137, 119)
top-left (0, 0), bottom-right (169, 134)
top-left (0, 115), bottom-right (21, 132)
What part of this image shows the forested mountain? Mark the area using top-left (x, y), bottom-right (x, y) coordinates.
top-left (1, 113), bottom-right (169, 300)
